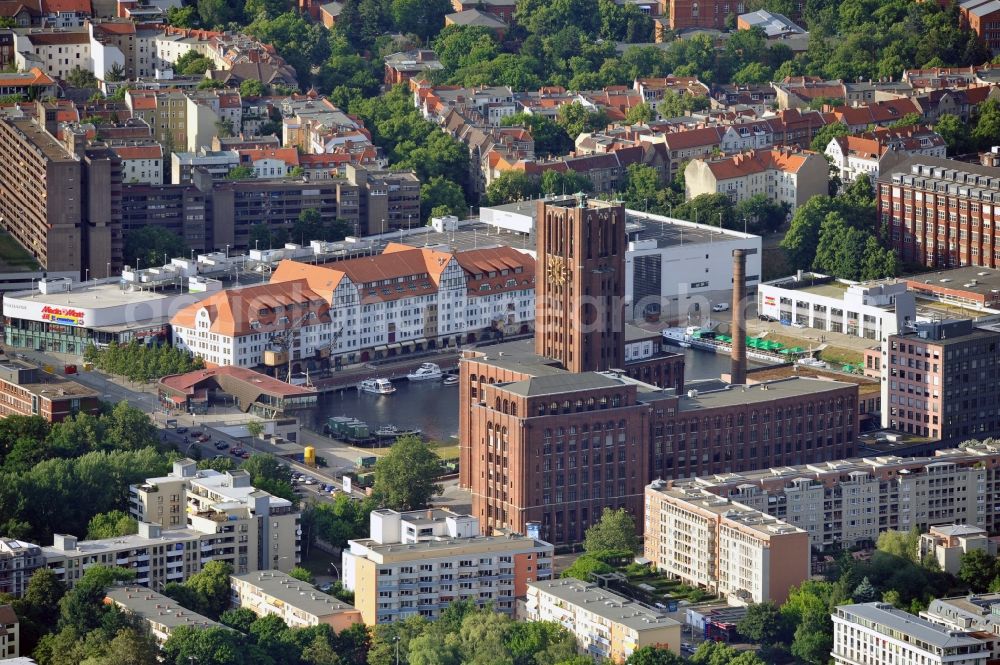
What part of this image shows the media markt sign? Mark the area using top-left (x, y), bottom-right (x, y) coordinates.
top-left (40, 306), bottom-right (85, 327)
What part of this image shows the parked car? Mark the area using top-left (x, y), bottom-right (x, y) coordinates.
top-left (214, 442), bottom-right (229, 450)
top-left (711, 303), bottom-right (729, 312)
top-left (198, 433), bottom-right (211, 442)
top-left (190, 431), bottom-right (203, 438)
top-left (791, 321), bottom-right (806, 328)
top-left (303, 477), bottom-right (316, 485)
top-left (239, 451), bottom-right (250, 459)
top-left (758, 314), bottom-right (777, 322)
top-left (176, 427), bottom-right (189, 434)
top-left (230, 448), bottom-right (244, 456)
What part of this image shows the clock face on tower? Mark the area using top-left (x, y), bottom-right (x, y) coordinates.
top-left (546, 255), bottom-right (567, 285)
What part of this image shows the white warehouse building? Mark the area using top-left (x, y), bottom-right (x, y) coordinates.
top-left (477, 200), bottom-right (762, 322)
top-left (757, 272), bottom-right (917, 341)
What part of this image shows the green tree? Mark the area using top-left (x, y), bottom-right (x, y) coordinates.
top-left (391, 0), bottom-right (452, 42)
top-left (556, 102), bottom-right (609, 140)
top-left (656, 90), bottom-right (709, 118)
top-left (540, 170), bottom-right (593, 196)
top-left (196, 0), bottom-right (243, 27)
top-left (889, 112), bottom-right (923, 129)
top-left (66, 66), bottom-right (97, 89)
top-left (935, 113), bottom-right (971, 155)
top-left (420, 175), bottom-right (467, 222)
top-left (165, 561), bottom-right (233, 619)
top-left (289, 566), bottom-right (315, 584)
top-left (959, 549), bottom-right (999, 593)
top-left (584, 507), bottom-right (640, 553)
top-left (736, 601), bottom-right (793, 646)
top-left (226, 165), bottom-right (257, 180)
top-left (105, 63), bottom-right (126, 83)
top-left (731, 61), bottom-right (773, 84)
top-left (373, 435), bottom-right (443, 510)
top-left (239, 78), bottom-right (266, 97)
top-left (875, 528), bottom-right (921, 563)
top-left (500, 113), bottom-right (573, 158)
top-left (624, 646), bottom-right (686, 665)
top-left (173, 51), bottom-right (213, 76)
top-left (246, 12), bottom-right (330, 89)
top-left (561, 553), bottom-right (614, 581)
top-left (165, 5), bottom-right (196, 26)
top-left (486, 171), bottom-right (541, 205)
top-left (675, 193), bottom-right (735, 230)
top-left (86, 510), bottom-right (138, 539)
top-left (734, 194), bottom-right (788, 235)
top-left (809, 121), bottom-right (849, 153)
top-left (853, 576), bottom-right (878, 602)
top-left (625, 102), bottom-right (654, 125)
top-left (219, 607), bottom-right (258, 633)
top-left (123, 226), bottom-right (187, 270)
top-left (161, 625), bottom-right (260, 665)
top-left (973, 98), bottom-right (1000, 151)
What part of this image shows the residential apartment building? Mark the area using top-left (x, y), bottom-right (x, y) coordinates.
top-left (0, 359), bottom-right (100, 422)
top-left (0, 68), bottom-right (56, 98)
top-left (0, 539), bottom-right (44, 598)
top-left (110, 144), bottom-right (163, 186)
top-left (668, 0), bottom-right (748, 30)
top-left (0, 115), bottom-right (82, 273)
top-left (644, 481), bottom-right (809, 605)
top-left (172, 243), bottom-right (535, 372)
top-left (961, 0), bottom-right (1000, 53)
top-left (826, 127), bottom-right (946, 186)
top-left (344, 164), bottom-right (421, 236)
top-left (104, 586), bottom-right (220, 644)
top-left (384, 49), bottom-right (443, 86)
top-left (342, 508), bottom-right (554, 625)
top-left (879, 157), bottom-right (1000, 269)
top-left (230, 570), bottom-right (362, 630)
top-left (666, 441), bottom-right (1000, 551)
top-left (170, 279), bottom-right (334, 369)
top-left (523, 580), bottom-right (681, 664)
top-left (13, 28), bottom-right (91, 80)
top-left (684, 148), bottom-right (828, 212)
top-left (43, 522), bottom-right (208, 590)
top-left (831, 98), bottom-right (925, 133)
top-left (832, 603), bottom-right (989, 665)
top-left (129, 459), bottom-right (301, 574)
top-left (918, 524), bottom-right (996, 575)
top-left (0, 604), bottom-right (18, 659)
top-left (881, 319), bottom-right (1000, 442)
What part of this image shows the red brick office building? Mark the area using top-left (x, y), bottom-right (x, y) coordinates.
top-left (879, 157), bottom-right (1000, 269)
top-left (459, 196), bottom-right (859, 546)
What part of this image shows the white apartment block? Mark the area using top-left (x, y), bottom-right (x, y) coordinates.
top-left (172, 245), bottom-right (535, 370)
top-left (342, 509), bottom-right (553, 625)
top-left (523, 580), bottom-right (681, 664)
top-left (111, 144), bottom-right (164, 185)
top-left (14, 29), bottom-right (92, 81)
top-left (0, 539), bottom-right (44, 598)
top-left (105, 585), bottom-right (220, 644)
top-left (128, 459), bottom-right (301, 575)
top-left (684, 148), bottom-right (828, 212)
top-left (0, 604), bottom-right (19, 659)
top-left (644, 481), bottom-right (810, 605)
top-left (43, 522), bottom-right (206, 590)
top-left (230, 570), bottom-right (362, 631)
top-left (833, 603), bottom-right (989, 665)
top-left (670, 442), bottom-right (1000, 552)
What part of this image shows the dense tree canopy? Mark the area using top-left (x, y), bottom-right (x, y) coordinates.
top-left (372, 435), bottom-right (443, 510)
top-left (123, 226), bottom-right (187, 270)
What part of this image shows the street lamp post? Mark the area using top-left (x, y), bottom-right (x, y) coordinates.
top-left (106, 262), bottom-right (110, 280)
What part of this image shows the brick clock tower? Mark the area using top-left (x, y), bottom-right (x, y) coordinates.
top-left (535, 194), bottom-right (625, 373)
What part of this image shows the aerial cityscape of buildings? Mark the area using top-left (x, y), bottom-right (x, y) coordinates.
top-left (4, 0), bottom-right (1000, 663)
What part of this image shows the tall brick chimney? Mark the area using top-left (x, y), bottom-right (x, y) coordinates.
top-left (731, 248), bottom-right (747, 385)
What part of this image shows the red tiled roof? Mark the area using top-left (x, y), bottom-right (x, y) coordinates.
top-left (833, 98), bottom-right (922, 126)
top-left (0, 67), bottom-right (54, 87)
top-left (238, 147), bottom-right (300, 166)
top-left (40, 0), bottom-right (89, 13)
top-left (160, 366), bottom-right (316, 398)
top-left (705, 149), bottom-right (815, 180)
top-left (112, 144), bottom-right (162, 160)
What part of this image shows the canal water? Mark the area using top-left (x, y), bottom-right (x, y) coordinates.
top-left (304, 348), bottom-right (758, 443)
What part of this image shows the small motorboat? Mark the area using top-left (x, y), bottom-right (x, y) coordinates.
top-left (678, 341), bottom-right (692, 348)
top-left (442, 375), bottom-right (459, 386)
top-left (358, 378), bottom-right (395, 395)
top-left (374, 424), bottom-right (422, 439)
top-left (407, 362), bottom-right (443, 381)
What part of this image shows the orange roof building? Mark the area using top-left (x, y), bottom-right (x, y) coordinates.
top-left (171, 244), bottom-right (536, 370)
top-left (685, 148), bottom-right (829, 212)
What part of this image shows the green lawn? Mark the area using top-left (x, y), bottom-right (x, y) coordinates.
top-left (429, 441), bottom-right (460, 460)
top-left (0, 232), bottom-right (39, 271)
